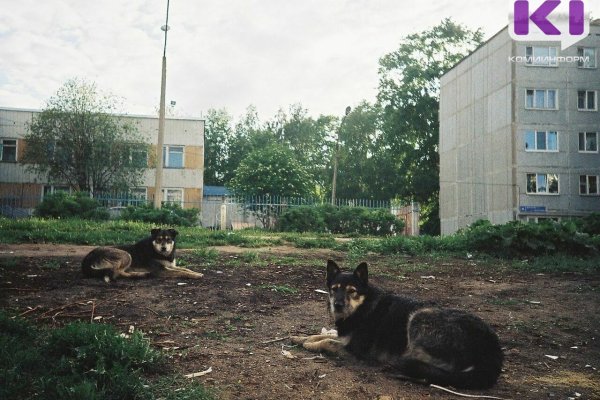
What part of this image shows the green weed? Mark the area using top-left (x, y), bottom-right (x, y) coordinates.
top-left (0, 312), bottom-right (212, 400)
top-left (259, 284), bottom-right (298, 294)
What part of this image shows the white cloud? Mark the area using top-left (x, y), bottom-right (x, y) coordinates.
top-left (2, 0), bottom-right (596, 121)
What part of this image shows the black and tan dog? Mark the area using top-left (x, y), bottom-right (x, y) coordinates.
top-left (292, 260), bottom-right (503, 389)
top-left (81, 228), bottom-right (203, 282)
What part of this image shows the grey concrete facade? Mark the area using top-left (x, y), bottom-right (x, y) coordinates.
top-left (440, 22), bottom-right (600, 235)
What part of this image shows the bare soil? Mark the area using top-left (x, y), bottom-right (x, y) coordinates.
top-left (1, 244), bottom-right (599, 400)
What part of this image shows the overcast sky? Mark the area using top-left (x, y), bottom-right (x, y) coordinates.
top-left (1, 1), bottom-right (598, 121)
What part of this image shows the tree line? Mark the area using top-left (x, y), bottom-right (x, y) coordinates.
top-left (23, 19), bottom-right (483, 234)
top-left (204, 19), bottom-right (483, 233)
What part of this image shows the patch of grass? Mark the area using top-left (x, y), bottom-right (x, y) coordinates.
top-left (532, 371), bottom-right (600, 396)
top-left (40, 259), bottom-right (63, 270)
top-left (259, 284), bottom-right (299, 294)
top-left (203, 330), bottom-right (226, 341)
top-left (240, 251), bottom-right (259, 263)
top-left (514, 255), bottom-right (600, 273)
top-left (151, 377), bottom-right (215, 400)
top-left (191, 247), bottom-right (220, 262)
top-left (0, 312), bottom-right (212, 400)
top-left (487, 298), bottom-right (522, 307)
top-left (0, 257), bottom-right (18, 268)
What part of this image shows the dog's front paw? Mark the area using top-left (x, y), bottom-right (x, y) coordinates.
top-left (290, 335), bottom-right (309, 345)
top-left (190, 272), bottom-right (204, 279)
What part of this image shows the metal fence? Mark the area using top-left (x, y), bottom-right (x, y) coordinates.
top-left (202, 196), bottom-right (400, 231)
top-left (0, 189), bottom-right (419, 235)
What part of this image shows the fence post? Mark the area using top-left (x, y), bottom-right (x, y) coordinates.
top-left (220, 203), bottom-right (227, 230)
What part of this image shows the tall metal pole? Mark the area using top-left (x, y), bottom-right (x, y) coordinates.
top-left (154, 0), bottom-right (170, 209)
top-left (331, 106), bottom-right (351, 206)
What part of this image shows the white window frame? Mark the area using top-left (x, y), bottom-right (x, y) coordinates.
top-left (526, 89), bottom-right (558, 110)
top-left (578, 132), bottom-right (599, 153)
top-left (163, 188), bottom-right (184, 207)
top-left (577, 47), bottom-right (597, 69)
top-left (579, 175), bottom-right (599, 196)
top-left (525, 46), bottom-right (558, 67)
top-left (163, 145), bottom-right (185, 169)
top-left (526, 173), bottom-right (559, 195)
top-left (524, 130), bottom-right (559, 152)
top-left (577, 90), bottom-right (598, 111)
top-left (0, 138), bottom-right (17, 162)
top-left (128, 187), bottom-right (148, 206)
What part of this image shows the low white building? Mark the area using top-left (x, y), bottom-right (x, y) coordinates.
top-left (0, 107), bottom-right (204, 214)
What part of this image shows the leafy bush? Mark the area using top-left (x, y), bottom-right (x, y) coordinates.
top-left (0, 313), bottom-right (215, 400)
top-left (576, 213), bottom-right (600, 236)
top-left (458, 219), bottom-right (598, 258)
top-left (120, 203), bottom-right (199, 226)
top-left (0, 314), bottom-right (162, 400)
top-left (35, 192), bottom-right (109, 220)
top-left (277, 205), bottom-right (404, 236)
top-left (276, 206), bottom-right (326, 233)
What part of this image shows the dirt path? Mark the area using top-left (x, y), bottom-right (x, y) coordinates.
top-left (1, 245), bottom-right (599, 399)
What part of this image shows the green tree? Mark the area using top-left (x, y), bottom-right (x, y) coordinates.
top-left (223, 105), bottom-right (268, 184)
top-left (376, 19), bottom-right (483, 234)
top-left (229, 144), bottom-right (314, 198)
top-left (204, 108), bottom-right (234, 186)
top-left (332, 101), bottom-right (381, 199)
top-left (23, 78), bottom-right (148, 193)
top-left (273, 104), bottom-right (337, 191)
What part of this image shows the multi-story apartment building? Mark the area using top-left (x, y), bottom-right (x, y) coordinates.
top-left (0, 107), bottom-right (204, 213)
top-left (439, 20), bottom-right (600, 235)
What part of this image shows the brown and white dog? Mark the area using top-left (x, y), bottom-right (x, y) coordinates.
top-left (81, 228), bottom-right (203, 282)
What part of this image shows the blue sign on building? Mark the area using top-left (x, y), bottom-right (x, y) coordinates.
top-left (519, 205), bottom-right (546, 213)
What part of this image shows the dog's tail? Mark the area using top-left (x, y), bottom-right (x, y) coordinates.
top-left (396, 331), bottom-right (503, 390)
top-left (81, 247), bottom-right (126, 280)
top-left (396, 350), bottom-right (503, 389)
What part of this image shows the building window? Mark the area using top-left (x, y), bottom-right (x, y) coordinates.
top-left (526, 173), bottom-right (559, 194)
top-left (163, 145), bottom-right (184, 168)
top-left (525, 130), bottom-right (558, 151)
top-left (578, 90), bottom-right (597, 111)
top-left (163, 188), bottom-right (184, 207)
top-left (128, 188), bottom-right (148, 206)
top-left (0, 139), bottom-right (17, 162)
top-left (579, 132), bottom-right (598, 153)
top-left (527, 216), bottom-right (560, 223)
top-left (577, 47), bottom-right (597, 69)
top-left (525, 46), bottom-right (558, 66)
top-left (526, 89), bottom-right (557, 109)
top-left (129, 148), bottom-right (148, 168)
top-left (579, 175), bottom-right (599, 195)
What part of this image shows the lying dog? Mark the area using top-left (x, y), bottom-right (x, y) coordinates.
top-left (292, 260), bottom-right (503, 389)
top-left (81, 228), bottom-right (203, 282)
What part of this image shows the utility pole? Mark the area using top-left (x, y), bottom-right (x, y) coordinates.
top-left (153, 0), bottom-right (170, 209)
top-left (331, 106), bottom-right (351, 206)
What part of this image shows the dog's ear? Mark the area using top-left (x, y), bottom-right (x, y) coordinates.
top-left (151, 228), bottom-right (161, 237)
top-left (354, 262), bottom-right (368, 286)
top-left (168, 229), bottom-right (178, 238)
top-left (326, 260), bottom-right (341, 287)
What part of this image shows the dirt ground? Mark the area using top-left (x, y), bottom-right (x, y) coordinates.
top-left (1, 244), bottom-right (599, 400)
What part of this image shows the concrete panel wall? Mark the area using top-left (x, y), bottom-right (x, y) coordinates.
top-left (440, 29), bottom-right (514, 235)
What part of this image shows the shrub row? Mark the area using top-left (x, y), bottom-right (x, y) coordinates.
top-left (34, 192), bottom-right (199, 226)
top-left (276, 204), bottom-right (405, 236)
top-left (341, 218), bottom-right (600, 258)
top-left (34, 192), bottom-right (110, 220)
